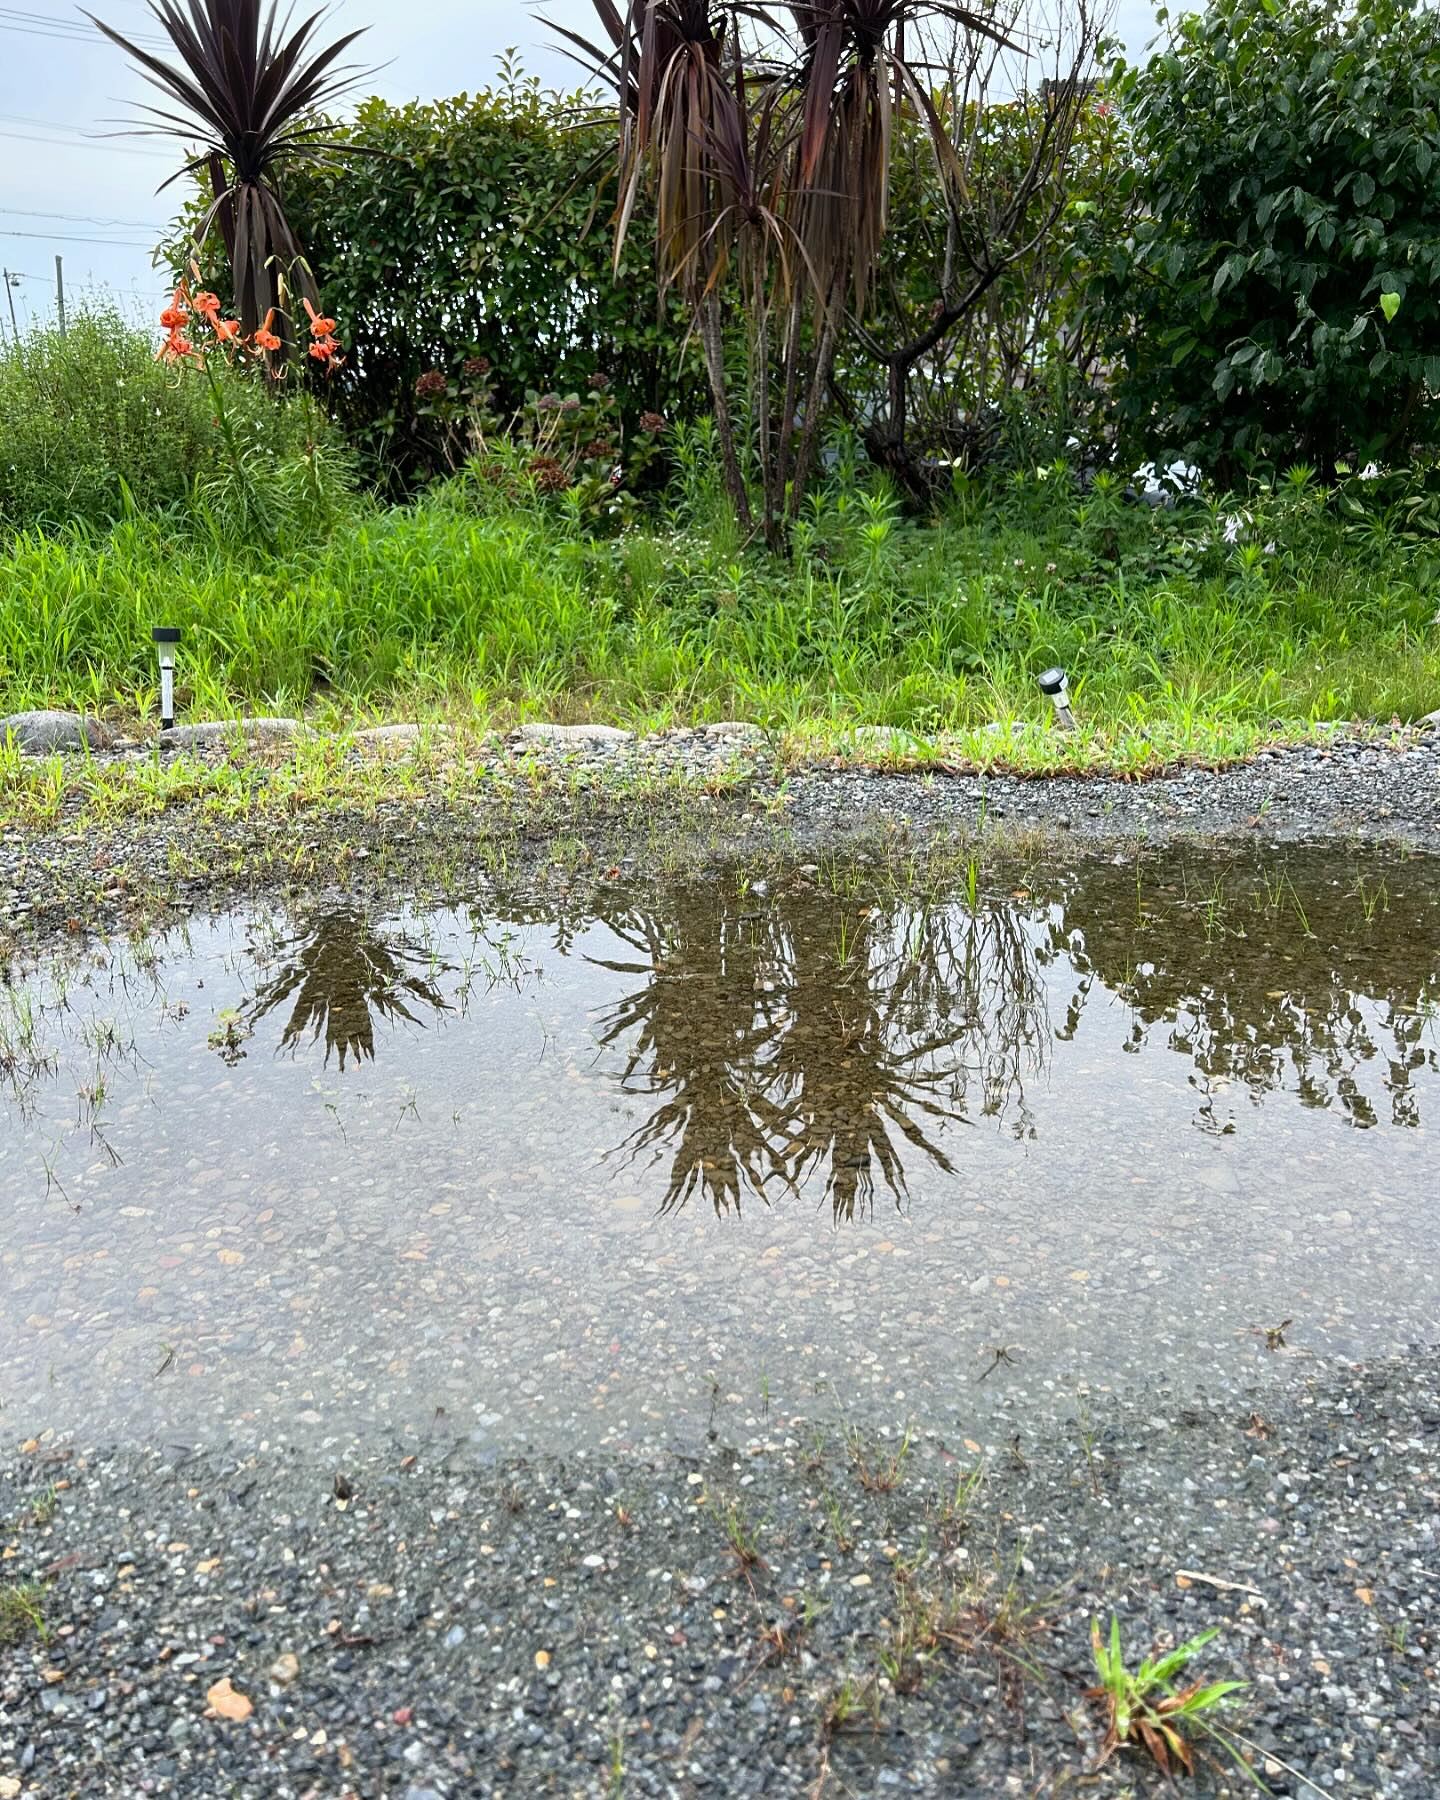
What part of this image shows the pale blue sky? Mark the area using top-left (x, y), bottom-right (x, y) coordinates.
top-left (0, 0), bottom-right (1167, 333)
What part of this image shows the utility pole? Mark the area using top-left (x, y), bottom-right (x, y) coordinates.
top-left (2, 269), bottom-right (19, 346)
top-left (54, 254), bottom-right (66, 337)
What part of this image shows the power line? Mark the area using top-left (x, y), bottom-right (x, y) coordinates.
top-left (0, 109), bottom-right (187, 156)
top-left (0, 6), bottom-right (170, 47)
top-left (1, 20), bottom-right (169, 48)
top-left (1, 228), bottom-right (157, 246)
top-left (0, 205), bottom-right (162, 228)
top-left (0, 126), bottom-right (173, 158)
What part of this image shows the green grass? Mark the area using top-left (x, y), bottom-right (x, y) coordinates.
top-left (1089, 1616), bottom-right (1249, 1782)
top-left (2, 454), bottom-right (1438, 760)
top-left (0, 1581), bottom-right (47, 1648)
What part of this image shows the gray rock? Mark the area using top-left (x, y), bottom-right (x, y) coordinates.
top-left (161, 717), bottom-right (300, 748)
top-left (352, 723), bottom-right (428, 747)
top-left (1418, 709), bottom-right (1440, 729)
top-left (515, 722), bottom-right (632, 746)
top-left (845, 724), bottom-right (925, 753)
top-left (700, 721), bottom-right (764, 741)
top-left (1, 709), bottom-right (111, 753)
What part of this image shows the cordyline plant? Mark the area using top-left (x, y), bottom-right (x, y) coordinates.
top-left (87, 0), bottom-right (367, 357)
top-left (553, 0), bottom-right (1016, 543)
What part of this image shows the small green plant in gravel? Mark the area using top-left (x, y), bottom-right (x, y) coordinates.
top-left (1088, 1617), bottom-right (1249, 1781)
top-left (818, 1486), bottom-right (856, 1554)
top-left (879, 1584), bottom-right (944, 1695)
top-left (848, 1421), bottom-right (913, 1493)
top-left (712, 1496), bottom-right (765, 1573)
top-left (0, 1581), bottom-right (47, 1647)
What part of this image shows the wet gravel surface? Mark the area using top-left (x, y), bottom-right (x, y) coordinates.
top-left (786, 727), bottom-right (1440, 846)
top-left (4, 726), bottom-right (1440, 944)
top-left (1, 1349), bottom-right (1435, 1798)
top-left (3, 727), bottom-right (1440, 1796)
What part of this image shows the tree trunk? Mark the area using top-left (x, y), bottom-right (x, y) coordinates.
top-left (699, 293), bottom-right (752, 528)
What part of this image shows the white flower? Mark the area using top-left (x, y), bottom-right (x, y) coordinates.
top-left (1222, 514), bottom-right (1243, 544)
top-left (1360, 461), bottom-right (1381, 480)
top-left (1263, 541), bottom-right (1276, 555)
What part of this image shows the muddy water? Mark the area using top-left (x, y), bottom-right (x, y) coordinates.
top-left (1, 849), bottom-right (1436, 1454)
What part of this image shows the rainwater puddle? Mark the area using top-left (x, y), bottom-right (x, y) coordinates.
top-left (1, 848), bottom-right (1437, 1455)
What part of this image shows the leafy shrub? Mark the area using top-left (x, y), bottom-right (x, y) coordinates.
top-left (412, 360), bottom-right (669, 529)
top-left (1106, 0), bottom-right (1440, 476)
top-left (0, 308), bottom-right (347, 536)
top-left (169, 66), bottom-right (702, 491)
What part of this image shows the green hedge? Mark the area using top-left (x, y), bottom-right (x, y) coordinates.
top-left (173, 76), bottom-right (703, 490)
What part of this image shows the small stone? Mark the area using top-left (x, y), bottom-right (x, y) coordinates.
top-left (267, 1653), bottom-right (299, 1685)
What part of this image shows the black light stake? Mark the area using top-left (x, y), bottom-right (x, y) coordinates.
top-left (1038, 665), bottom-right (1075, 732)
top-left (153, 627), bottom-right (180, 732)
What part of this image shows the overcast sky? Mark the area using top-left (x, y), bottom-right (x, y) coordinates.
top-left (1, 0), bottom-right (1166, 336)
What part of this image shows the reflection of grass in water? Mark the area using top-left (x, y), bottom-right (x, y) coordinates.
top-left (242, 910), bottom-right (452, 1068)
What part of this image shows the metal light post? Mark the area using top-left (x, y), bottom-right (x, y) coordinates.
top-left (153, 627), bottom-right (180, 732)
top-left (1037, 666), bottom-right (1075, 732)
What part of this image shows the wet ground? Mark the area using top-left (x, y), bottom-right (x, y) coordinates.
top-left (2, 837), bottom-right (1438, 1797)
top-left (3, 844), bottom-right (1437, 1461)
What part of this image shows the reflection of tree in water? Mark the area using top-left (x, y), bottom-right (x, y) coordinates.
top-left (591, 889), bottom-right (1049, 1220)
top-left (586, 853), bottom-right (1440, 1217)
top-left (242, 910), bottom-right (452, 1068)
top-left (1052, 855), bottom-right (1440, 1132)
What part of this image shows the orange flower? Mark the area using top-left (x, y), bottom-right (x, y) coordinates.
top-left (159, 284), bottom-right (190, 331)
top-left (302, 296), bottom-right (337, 338)
top-left (308, 336), bottom-right (340, 363)
top-left (251, 307), bottom-right (283, 353)
top-left (193, 290), bottom-right (221, 321)
top-left (213, 317), bottom-right (241, 342)
top-left (157, 328), bottom-right (194, 362)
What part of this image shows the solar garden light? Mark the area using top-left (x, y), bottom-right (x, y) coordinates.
top-left (153, 626), bottom-right (180, 732)
top-left (1038, 665), bottom-right (1075, 731)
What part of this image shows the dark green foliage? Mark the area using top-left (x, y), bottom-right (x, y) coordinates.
top-left (1105, 0), bottom-right (1440, 476)
top-left (181, 71), bottom-right (702, 489)
top-left (0, 310), bottom-right (336, 535)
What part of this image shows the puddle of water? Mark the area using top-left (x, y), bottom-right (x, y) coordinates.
top-left (1, 850), bottom-right (1436, 1454)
